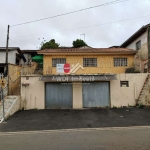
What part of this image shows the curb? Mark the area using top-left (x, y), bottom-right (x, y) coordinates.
top-left (0, 126), bottom-right (150, 135)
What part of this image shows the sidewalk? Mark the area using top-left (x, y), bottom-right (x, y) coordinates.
top-left (0, 108), bottom-right (150, 132)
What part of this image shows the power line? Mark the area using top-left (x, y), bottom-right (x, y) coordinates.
top-left (10, 0), bottom-right (130, 27)
top-left (10, 14), bottom-right (150, 38)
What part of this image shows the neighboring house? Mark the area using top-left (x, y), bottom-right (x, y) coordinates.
top-left (0, 47), bottom-right (26, 73)
top-left (20, 50), bottom-right (43, 75)
top-left (120, 23), bottom-right (150, 73)
top-left (20, 50), bottom-right (38, 66)
top-left (21, 47), bottom-right (137, 109)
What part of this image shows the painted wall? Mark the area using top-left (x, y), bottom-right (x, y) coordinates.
top-left (21, 73), bottom-right (148, 109)
top-left (110, 73), bottom-right (148, 107)
top-left (73, 82), bottom-right (82, 109)
top-left (126, 31), bottom-right (147, 50)
top-left (21, 75), bottom-right (45, 110)
top-left (44, 55), bottom-right (135, 75)
top-left (0, 50), bottom-right (18, 64)
top-left (126, 31), bottom-right (148, 72)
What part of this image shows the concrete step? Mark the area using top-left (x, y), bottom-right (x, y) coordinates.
top-left (0, 96), bottom-right (17, 120)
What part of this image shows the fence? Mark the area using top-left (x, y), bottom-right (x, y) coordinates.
top-left (8, 64), bottom-right (21, 95)
top-left (9, 76), bottom-right (21, 95)
top-left (0, 73), bottom-right (8, 99)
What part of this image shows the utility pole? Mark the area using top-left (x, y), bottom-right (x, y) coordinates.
top-left (5, 25), bottom-right (10, 77)
top-left (2, 25), bottom-right (10, 121)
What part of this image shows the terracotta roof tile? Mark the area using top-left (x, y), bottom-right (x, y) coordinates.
top-left (38, 48), bottom-right (135, 54)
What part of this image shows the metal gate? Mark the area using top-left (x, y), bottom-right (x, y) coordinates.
top-left (45, 83), bottom-right (72, 109)
top-left (82, 82), bottom-right (110, 108)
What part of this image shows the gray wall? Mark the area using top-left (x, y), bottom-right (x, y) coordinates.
top-left (0, 50), bottom-right (18, 64)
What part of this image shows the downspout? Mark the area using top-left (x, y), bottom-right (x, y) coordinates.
top-left (147, 27), bottom-right (150, 72)
top-left (134, 83), bottom-right (137, 104)
top-left (8, 64), bottom-right (9, 95)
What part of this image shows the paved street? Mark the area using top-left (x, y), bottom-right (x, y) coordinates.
top-left (0, 108), bottom-right (150, 132)
top-left (0, 127), bottom-right (150, 150)
top-left (0, 108), bottom-right (150, 150)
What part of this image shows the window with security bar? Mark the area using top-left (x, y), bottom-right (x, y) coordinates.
top-left (114, 58), bottom-right (127, 67)
top-left (52, 58), bottom-right (66, 67)
top-left (120, 81), bottom-right (129, 87)
top-left (83, 58), bottom-right (97, 67)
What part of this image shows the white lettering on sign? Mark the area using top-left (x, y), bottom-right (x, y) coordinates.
top-left (71, 76), bottom-right (95, 82)
top-left (52, 76), bottom-right (69, 82)
top-left (52, 76), bottom-right (95, 82)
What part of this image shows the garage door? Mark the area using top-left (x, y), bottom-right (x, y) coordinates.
top-left (45, 83), bottom-right (72, 109)
top-left (82, 82), bottom-right (110, 108)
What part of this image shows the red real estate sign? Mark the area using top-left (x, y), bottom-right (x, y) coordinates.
top-left (64, 64), bottom-right (70, 73)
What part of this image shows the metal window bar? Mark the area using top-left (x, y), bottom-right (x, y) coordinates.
top-left (83, 58), bottom-right (97, 67)
top-left (114, 58), bottom-right (127, 67)
top-left (52, 58), bottom-right (66, 67)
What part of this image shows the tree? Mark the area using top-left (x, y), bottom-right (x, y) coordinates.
top-left (72, 39), bottom-right (88, 48)
top-left (40, 39), bottom-right (59, 50)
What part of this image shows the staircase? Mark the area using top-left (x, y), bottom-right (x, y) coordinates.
top-left (137, 74), bottom-right (150, 106)
top-left (0, 96), bottom-right (20, 123)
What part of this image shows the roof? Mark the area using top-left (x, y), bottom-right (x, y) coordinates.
top-left (109, 46), bottom-right (120, 48)
top-left (120, 23), bottom-right (150, 47)
top-left (0, 47), bottom-right (20, 51)
top-left (21, 50), bottom-right (38, 53)
top-left (0, 47), bottom-right (26, 62)
top-left (38, 48), bottom-right (136, 55)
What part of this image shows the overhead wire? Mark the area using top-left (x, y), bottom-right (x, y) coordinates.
top-left (10, 14), bottom-right (150, 38)
top-left (10, 0), bottom-right (130, 27)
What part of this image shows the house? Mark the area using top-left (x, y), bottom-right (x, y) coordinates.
top-left (21, 47), bottom-right (149, 110)
top-left (120, 23), bottom-right (150, 73)
top-left (0, 47), bottom-right (26, 73)
top-left (39, 48), bottom-right (135, 75)
top-left (20, 50), bottom-right (38, 66)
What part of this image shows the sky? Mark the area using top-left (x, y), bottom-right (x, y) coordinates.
top-left (0, 0), bottom-right (150, 50)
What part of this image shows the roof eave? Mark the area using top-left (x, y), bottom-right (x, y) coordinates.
top-left (120, 24), bottom-right (150, 47)
top-left (38, 51), bottom-right (136, 55)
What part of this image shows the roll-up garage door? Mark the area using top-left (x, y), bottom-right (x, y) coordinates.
top-left (82, 82), bottom-right (110, 108)
top-left (45, 83), bottom-right (72, 109)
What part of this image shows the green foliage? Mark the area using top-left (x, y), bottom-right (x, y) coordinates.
top-left (134, 70), bottom-right (140, 73)
top-left (72, 39), bottom-right (88, 48)
top-left (112, 106), bottom-right (117, 109)
top-left (138, 104), bottom-right (145, 109)
top-left (125, 67), bottom-right (140, 73)
top-left (40, 39), bottom-right (59, 50)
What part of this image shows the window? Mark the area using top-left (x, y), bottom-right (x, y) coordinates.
top-left (83, 58), bottom-right (97, 67)
top-left (114, 58), bottom-right (127, 67)
top-left (52, 58), bottom-right (66, 67)
top-left (136, 40), bottom-right (141, 50)
top-left (120, 81), bottom-right (129, 87)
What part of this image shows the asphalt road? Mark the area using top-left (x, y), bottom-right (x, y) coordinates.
top-left (0, 127), bottom-right (150, 150)
top-left (0, 108), bottom-right (150, 132)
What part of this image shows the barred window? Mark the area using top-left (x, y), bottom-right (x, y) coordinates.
top-left (120, 81), bottom-right (129, 87)
top-left (52, 58), bottom-right (66, 67)
top-left (114, 58), bottom-right (127, 67)
top-left (83, 58), bottom-right (97, 67)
